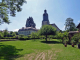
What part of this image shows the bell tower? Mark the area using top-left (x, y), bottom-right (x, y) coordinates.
top-left (42, 9), bottom-right (50, 26)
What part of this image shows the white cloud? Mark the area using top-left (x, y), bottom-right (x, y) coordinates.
top-left (13, 29), bottom-right (19, 32)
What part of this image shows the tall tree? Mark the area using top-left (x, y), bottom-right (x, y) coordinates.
top-left (65, 18), bottom-right (77, 31)
top-left (0, 0), bottom-right (26, 25)
top-left (39, 25), bottom-right (57, 41)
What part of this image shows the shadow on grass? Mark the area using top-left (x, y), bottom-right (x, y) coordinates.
top-left (41, 41), bottom-right (62, 44)
top-left (0, 44), bottom-right (23, 60)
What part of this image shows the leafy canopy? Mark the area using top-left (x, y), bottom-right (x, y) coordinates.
top-left (71, 33), bottom-right (80, 44)
top-left (0, 0), bottom-right (26, 24)
top-left (65, 18), bottom-right (77, 31)
top-left (39, 25), bottom-right (57, 41)
top-left (39, 25), bottom-right (57, 36)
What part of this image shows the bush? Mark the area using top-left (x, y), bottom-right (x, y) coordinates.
top-left (4, 37), bottom-right (9, 39)
top-left (71, 33), bottom-right (80, 44)
top-left (18, 36), bottom-right (30, 40)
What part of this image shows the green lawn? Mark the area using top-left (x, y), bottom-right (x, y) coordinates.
top-left (0, 39), bottom-right (80, 60)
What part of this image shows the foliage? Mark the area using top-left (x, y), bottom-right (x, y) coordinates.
top-left (31, 32), bottom-right (36, 39)
top-left (39, 25), bottom-right (57, 41)
top-left (31, 32), bottom-right (40, 39)
top-left (51, 31), bottom-right (68, 40)
top-left (14, 32), bottom-right (18, 35)
top-left (10, 31), bottom-right (13, 34)
top-left (0, 31), bottom-right (4, 39)
top-left (12, 32), bottom-right (16, 36)
top-left (19, 34), bottom-right (24, 37)
top-left (40, 35), bottom-right (45, 39)
top-left (3, 29), bottom-right (17, 37)
top-left (63, 37), bottom-right (69, 44)
top-left (71, 33), bottom-right (80, 44)
top-left (0, 30), bottom-right (19, 39)
top-left (71, 39), bottom-right (76, 45)
top-left (65, 18), bottom-right (77, 31)
top-left (56, 31), bottom-right (69, 43)
top-left (18, 36), bottom-right (29, 40)
top-left (0, 0), bottom-right (26, 24)
top-left (3, 29), bottom-right (9, 37)
top-left (63, 31), bottom-right (69, 37)
top-left (57, 32), bottom-right (63, 39)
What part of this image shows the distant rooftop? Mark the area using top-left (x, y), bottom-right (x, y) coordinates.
top-left (18, 27), bottom-right (39, 31)
top-left (50, 23), bottom-right (60, 31)
top-left (69, 31), bottom-right (79, 34)
top-left (77, 23), bottom-right (80, 28)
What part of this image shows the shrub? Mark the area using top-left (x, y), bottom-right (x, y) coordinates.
top-left (71, 33), bottom-right (80, 44)
top-left (18, 36), bottom-right (29, 40)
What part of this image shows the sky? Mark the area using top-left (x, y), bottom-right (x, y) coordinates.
top-left (1, 0), bottom-right (80, 31)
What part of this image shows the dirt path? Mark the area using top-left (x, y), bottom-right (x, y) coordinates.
top-left (15, 44), bottom-right (61, 60)
top-left (19, 48), bottom-right (61, 60)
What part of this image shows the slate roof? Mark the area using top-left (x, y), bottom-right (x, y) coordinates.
top-left (18, 27), bottom-right (39, 31)
top-left (50, 23), bottom-right (60, 31)
top-left (76, 23), bottom-right (80, 28)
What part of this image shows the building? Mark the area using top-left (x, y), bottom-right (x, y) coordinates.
top-left (42, 9), bottom-right (60, 31)
top-left (69, 23), bottom-right (80, 39)
top-left (18, 10), bottom-right (60, 36)
top-left (18, 17), bottom-right (38, 36)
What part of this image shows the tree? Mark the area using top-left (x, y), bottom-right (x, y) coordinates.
top-left (3, 29), bottom-right (9, 37)
top-left (57, 31), bottom-right (69, 43)
top-left (0, 0), bottom-right (26, 24)
top-left (71, 33), bottom-right (80, 44)
top-left (10, 31), bottom-right (13, 34)
top-left (12, 32), bottom-right (16, 36)
top-left (19, 34), bottom-right (24, 38)
top-left (39, 25), bottom-right (57, 41)
top-left (14, 32), bottom-right (18, 35)
top-left (0, 31), bottom-right (3, 39)
top-left (65, 18), bottom-right (77, 31)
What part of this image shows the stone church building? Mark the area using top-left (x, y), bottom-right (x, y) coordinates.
top-left (42, 9), bottom-right (60, 31)
top-left (18, 10), bottom-right (60, 36)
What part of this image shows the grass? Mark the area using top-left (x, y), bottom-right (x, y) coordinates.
top-left (0, 39), bottom-right (80, 60)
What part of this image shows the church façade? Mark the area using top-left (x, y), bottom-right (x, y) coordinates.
top-left (42, 9), bottom-right (60, 31)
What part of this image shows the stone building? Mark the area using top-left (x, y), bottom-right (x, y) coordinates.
top-left (42, 9), bottom-right (60, 31)
top-left (18, 17), bottom-right (38, 36)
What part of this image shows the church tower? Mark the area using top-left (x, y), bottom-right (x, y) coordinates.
top-left (42, 9), bottom-right (50, 26)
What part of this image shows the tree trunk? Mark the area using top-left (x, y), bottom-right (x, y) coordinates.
top-left (46, 35), bottom-right (47, 41)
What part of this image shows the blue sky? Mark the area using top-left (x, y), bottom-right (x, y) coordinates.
top-left (0, 0), bottom-right (80, 31)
